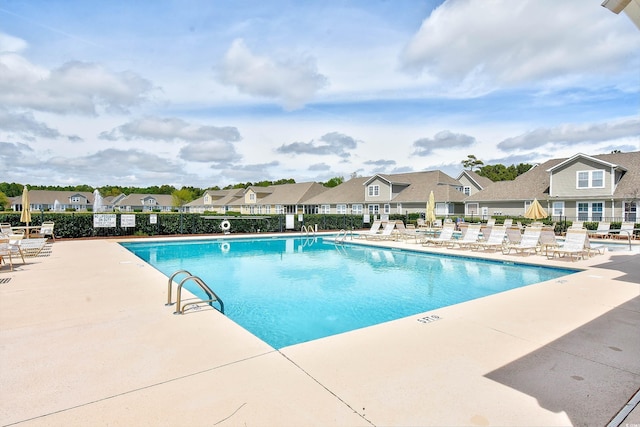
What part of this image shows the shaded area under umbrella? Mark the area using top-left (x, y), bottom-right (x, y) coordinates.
top-left (524, 198), bottom-right (548, 220)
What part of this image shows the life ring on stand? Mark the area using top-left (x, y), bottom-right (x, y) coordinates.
top-left (220, 242), bottom-right (230, 253)
top-left (220, 220), bottom-right (231, 232)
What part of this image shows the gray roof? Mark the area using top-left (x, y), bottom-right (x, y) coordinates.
top-left (457, 170), bottom-right (494, 189)
top-left (17, 190), bottom-right (95, 206)
top-left (465, 151), bottom-right (640, 202)
top-left (258, 182), bottom-right (328, 205)
top-left (305, 170), bottom-right (466, 204)
top-left (116, 193), bottom-right (175, 207)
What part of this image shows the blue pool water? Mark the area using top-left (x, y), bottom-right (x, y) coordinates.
top-left (121, 236), bottom-right (577, 349)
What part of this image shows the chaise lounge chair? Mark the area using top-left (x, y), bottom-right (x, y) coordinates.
top-left (548, 229), bottom-right (588, 261)
top-left (422, 223), bottom-right (456, 247)
top-left (473, 226), bottom-right (507, 252)
top-left (366, 221), bottom-right (397, 240)
top-left (451, 223), bottom-right (481, 249)
top-left (357, 220), bottom-right (382, 239)
top-left (18, 238), bottom-right (49, 257)
top-left (588, 221), bottom-right (610, 239)
top-left (0, 237), bottom-right (25, 271)
top-left (503, 226), bottom-right (541, 256)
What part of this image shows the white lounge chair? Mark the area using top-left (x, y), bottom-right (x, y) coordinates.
top-left (503, 226), bottom-right (541, 256)
top-left (452, 223), bottom-right (481, 249)
top-left (18, 238), bottom-right (48, 257)
top-left (548, 229), bottom-right (588, 261)
top-left (0, 238), bottom-right (25, 270)
top-left (357, 220), bottom-right (382, 239)
top-left (539, 227), bottom-right (560, 256)
top-left (394, 221), bottom-right (421, 243)
top-left (588, 221), bottom-right (610, 239)
top-left (473, 226), bottom-right (507, 252)
top-left (505, 227), bottom-right (522, 245)
top-left (610, 221), bottom-right (636, 240)
top-left (37, 221), bottom-right (56, 241)
top-left (422, 223), bottom-right (456, 247)
top-left (366, 221), bottom-right (397, 240)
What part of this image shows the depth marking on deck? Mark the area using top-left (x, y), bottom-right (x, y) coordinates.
top-left (417, 314), bottom-right (441, 324)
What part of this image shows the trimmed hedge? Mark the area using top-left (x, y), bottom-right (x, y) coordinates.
top-left (1, 212), bottom-right (637, 239)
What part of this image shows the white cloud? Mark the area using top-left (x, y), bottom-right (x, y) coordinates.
top-left (276, 131), bottom-right (358, 158)
top-left (497, 118), bottom-right (640, 150)
top-left (0, 32), bottom-right (28, 52)
top-left (0, 56), bottom-right (154, 115)
top-left (413, 130), bottom-right (477, 156)
top-left (217, 38), bottom-right (328, 110)
top-left (179, 141), bottom-right (242, 163)
top-left (100, 117), bottom-right (241, 142)
top-left (401, 0), bottom-right (640, 93)
top-left (0, 109), bottom-right (61, 140)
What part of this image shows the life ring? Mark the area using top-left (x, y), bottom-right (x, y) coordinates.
top-left (220, 242), bottom-right (230, 253)
top-left (220, 220), bottom-right (231, 232)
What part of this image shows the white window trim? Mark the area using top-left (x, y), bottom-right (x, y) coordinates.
top-left (577, 201), bottom-right (604, 221)
top-left (320, 204), bottom-right (331, 214)
top-left (336, 204), bottom-right (347, 214)
top-left (352, 204), bottom-right (363, 214)
top-left (383, 204), bottom-right (391, 214)
top-left (368, 185), bottom-right (380, 196)
top-left (552, 201), bottom-right (565, 217)
top-left (466, 202), bottom-right (479, 216)
top-left (463, 186), bottom-right (471, 196)
top-left (576, 170), bottom-right (605, 189)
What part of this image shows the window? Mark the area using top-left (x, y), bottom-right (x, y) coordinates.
top-left (577, 170), bottom-right (605, 189)
top-left (320, 205), bottom-right (331, 214)
top-left (71, 196), bottom-right (80, 203)
top-left (552, 201), bottom-right (564, 217)
top-left (264, 205), bottom-right (271, 214)
top-left (383, 204), bottom-right (390, 214)
top-left (524, 200), bottom-right (531, 213)
top-left (368, 185), bottom-right (379, 196)
top-left (466, 203), bottom-right (479, 215)
top-left (624, 201), bottom-right (637, 222)
top-left (396, 203), bottom-right (402, 213)
top-left (463, 186), bottom-right (471, 196)
top-left (336, 204), bottom-right (347, 214)
top-left (275, 205), bottom-right (284, 214)
top-left (578, 201), bottom-right (604, 221)
top-left (352, 204), bottom-right (363, 214)
top-left (368, 204), bottom-right (379, 215)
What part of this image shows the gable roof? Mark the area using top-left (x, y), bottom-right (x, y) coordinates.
top-left (305, 170), bottom-right (465, 204)
top-left (259, 182), bottom-right (329, 205)
top-left (466, 151), bottom-right (640, 202)
top-left (456, 170), bottom-right (494, 189)
top-left (546, 152), bottom-right (627, 173)
top-left (115, 193), bottom-right (175, 206)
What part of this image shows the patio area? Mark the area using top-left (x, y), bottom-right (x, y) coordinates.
top-left (1, 235), bottom-right (638, 426)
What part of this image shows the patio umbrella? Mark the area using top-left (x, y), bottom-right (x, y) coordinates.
top-left (524, 198), bottom-right (548, 220)
top-left (425, 190), bottom-right (436, 226)
top-left (20, 186), bottom-right (31, 229)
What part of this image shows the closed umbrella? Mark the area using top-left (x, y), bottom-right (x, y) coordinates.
top-left (20, 186), bottom-right (32, 232)
top-left (524, 198), bottom-right (548, 220)
top-left (425, 190), bottom-right (436, 227)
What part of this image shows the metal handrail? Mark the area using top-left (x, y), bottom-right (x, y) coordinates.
top-left (174, 275), bottom-right (224, 315)
top-left (167, 269), bottom-right (192, 306)
top-left (167, 270), bottom-right (224, 314)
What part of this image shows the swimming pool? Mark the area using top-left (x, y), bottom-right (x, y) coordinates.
top-left (121, 236), bottom-right (577, 349)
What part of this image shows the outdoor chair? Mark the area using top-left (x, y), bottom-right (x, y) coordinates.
top-left (548, 229), bottom-right (588, 261)
top-left (503, 226), bottom-right (541, 256)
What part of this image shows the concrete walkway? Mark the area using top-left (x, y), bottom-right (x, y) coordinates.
top-left (1, 235), bottom-right (638, 426)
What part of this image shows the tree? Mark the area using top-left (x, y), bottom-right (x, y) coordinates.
top-left (172, 188), bottom-right (194, 208)
top-left (324, 176), bottom-right (344, 188)
top-left (0, 191), bottom-right (9, 211)
top-left (477, 162), bottom-right (533, 181)
top-left (461, 155), bottom-right (484, 171)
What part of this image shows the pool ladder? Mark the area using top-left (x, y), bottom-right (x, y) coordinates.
top-left (301, 224), bottom-right (316, 236)
top-left (335, 228), bottom-right (352, 244)
top-left (166, 270), bottom-right (225, 314)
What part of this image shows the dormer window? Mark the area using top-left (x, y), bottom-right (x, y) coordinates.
top-left (577, 170), bottom-right (604, 189)
top-left (368, 185), bottom-right (379, 196)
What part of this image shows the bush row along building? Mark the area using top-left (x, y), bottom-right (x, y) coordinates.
top-left (10, 151), bottom-right (640, 222)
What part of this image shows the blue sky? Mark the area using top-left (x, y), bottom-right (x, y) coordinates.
top-left (1, 0), bottom-right (639, 188)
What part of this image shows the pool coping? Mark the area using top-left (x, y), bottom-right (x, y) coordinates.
top-left (1, 233), bottom-right (639, 426)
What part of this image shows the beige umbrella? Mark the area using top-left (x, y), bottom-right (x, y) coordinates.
top-left (425, 190), bottom-right (436, 226)
top-left (20, 186), bottom-right (32, 232)
top-left (524, 198), bottom-right (548, 220)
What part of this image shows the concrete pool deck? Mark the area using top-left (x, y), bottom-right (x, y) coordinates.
top-left (1, 234), bottom-right (638, 426)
